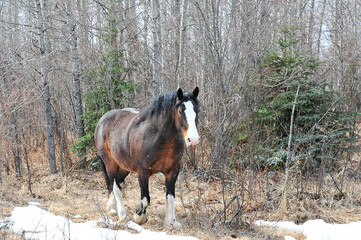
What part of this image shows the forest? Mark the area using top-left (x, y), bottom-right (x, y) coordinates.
top-left (0, 0), bottom-right (360, 239)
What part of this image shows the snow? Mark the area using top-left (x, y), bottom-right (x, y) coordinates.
top-left (284, 236), bottom-right (296, 240)
top-left (5, 202), bottom-right (361, 240)
top-left (0, 203), bottom-right (198, 240)
top-left (255, 219), bottom-right (361, 240)
top-left (28, 201), bottom-right (41, 206)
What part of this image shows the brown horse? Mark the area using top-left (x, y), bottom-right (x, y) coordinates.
top-left (95, 87), bottom-right (200, 228)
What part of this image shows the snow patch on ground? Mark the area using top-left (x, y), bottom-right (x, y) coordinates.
top-left (255, 219), bottom-right (361, 240)
top-left (0, 203), bottom-right (198, 240)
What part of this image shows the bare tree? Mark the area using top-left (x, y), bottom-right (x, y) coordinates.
top-left (66, 0), bottom-right (85, 165)
top-left (176, 0), bottom-right (189, 87)
top-left (151, 0), bottom-right (161, 96)
top-left (281, 84), bottom-right (300, 211)
top-left (35, 0), bottom-right (57, 174)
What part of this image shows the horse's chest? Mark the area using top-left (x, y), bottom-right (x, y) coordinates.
top-left (148, 145), bottom-right (182, 174)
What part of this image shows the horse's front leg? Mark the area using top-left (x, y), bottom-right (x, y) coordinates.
top-left (133, 170), bottom-right (150, 224)
top-left (164, 165), bottom-right (182, 228)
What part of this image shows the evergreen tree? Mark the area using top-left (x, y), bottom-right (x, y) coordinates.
top-left (71, 16), bottom-right (136, 168)
top-left (239, 28), bottom-right (359, 171)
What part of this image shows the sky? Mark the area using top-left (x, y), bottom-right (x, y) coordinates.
top-left (0, 202), bottom-right (198, 240)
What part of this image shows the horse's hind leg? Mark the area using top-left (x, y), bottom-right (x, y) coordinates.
top-left (112, 168), bottom-right (129, 220)
top-left (164, 165), bottom-right (182, 228)
top-left (133, 170), bottom-right (150, 224)
top-left (105, 162), bottom-right (129, 220)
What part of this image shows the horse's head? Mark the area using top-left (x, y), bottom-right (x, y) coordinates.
top-left (175, 87), bottom-right (200, 147)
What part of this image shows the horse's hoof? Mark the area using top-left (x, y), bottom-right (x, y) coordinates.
top-left (170, 220), bottom-right (182, 229)
top-left (108, 208), bottom-right (117, 217)
top-left (133, 213), bottom-right (147, 225)
top-left (135, 204), bottom-right (143, 215)
top-left (118, 210), bottom-right (127, 221)
top-left (165, 219), bottom-right (182, 229)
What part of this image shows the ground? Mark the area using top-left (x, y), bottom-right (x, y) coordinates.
top-left (1, 157), bottom-right (361, 239)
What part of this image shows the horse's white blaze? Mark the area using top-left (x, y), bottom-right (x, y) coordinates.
top-left (113, 180), bottom-right (127, 220)
top-left (183, 101), bottom-right (200, 146)
top-left (165, 194), bottom-right (176, 225)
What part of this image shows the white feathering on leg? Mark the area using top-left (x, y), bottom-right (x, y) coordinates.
top-left (107, 192), bottom-right (117, 216)
top-left (141, 197), bottom-right (148, 208)
top-left (164, 194), bottom-right (181, 228)
top-left (113, 180), bottom-right (127, 221)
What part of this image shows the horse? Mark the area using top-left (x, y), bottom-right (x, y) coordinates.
top-left (95, 87), bottom-right (200, 228)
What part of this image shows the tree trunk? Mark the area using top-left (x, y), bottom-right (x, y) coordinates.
top-left (35, 0), bottom-right (57, 174)
top-left (76, 0), bottom-right (90, 47)
top-left (281, 83), bottom-right (300, 211)
top-left (12, 115), bottom-right (22, 177)
top-left (151, 0), bottom-right (160, 96)
top-left (66, 0), bottom-right (85, 166)
top-left (307, 0), bottom-right (315, 53)
top-left (316, 0), bottom-right (326, 60)
top-left (0, 156), bottom-right (2, 182)
top-left (106, 0), bottom-right (116, 109)
top-left (176, 0), bottom-right (188, 87)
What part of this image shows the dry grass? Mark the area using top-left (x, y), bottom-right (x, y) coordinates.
top-left (1, 151), bottom-right (361, 240)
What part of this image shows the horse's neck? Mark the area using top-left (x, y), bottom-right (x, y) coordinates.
top-left (152, 114), bottom-right (178, 143)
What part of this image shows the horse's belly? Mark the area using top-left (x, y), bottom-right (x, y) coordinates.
top-left (150, 157), bottom-right (180, 174)
top-left (113, 153), bottom-right (138, 173)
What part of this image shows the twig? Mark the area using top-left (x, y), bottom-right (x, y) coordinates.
top-left (212, 193), bottom-right (239, 225)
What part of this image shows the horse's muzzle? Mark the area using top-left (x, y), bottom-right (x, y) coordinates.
top-left (186, 137), bottom-right (200, 146)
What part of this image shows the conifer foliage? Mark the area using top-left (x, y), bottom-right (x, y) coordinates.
top-left (240, 28), bottom-right (359, 171)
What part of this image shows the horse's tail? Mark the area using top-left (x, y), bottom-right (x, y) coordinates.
top-left (99, 156), bottom-right (111, 194)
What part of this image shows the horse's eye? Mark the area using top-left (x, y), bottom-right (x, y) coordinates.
top-left (178, 109), bottom-right (183, 114)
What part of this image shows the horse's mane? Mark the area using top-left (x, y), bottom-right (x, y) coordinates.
top-left (137, 90), bottom-right (197, 123)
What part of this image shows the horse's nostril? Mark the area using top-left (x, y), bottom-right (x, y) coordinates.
top-left (187, 138), bottom-right (191, 142)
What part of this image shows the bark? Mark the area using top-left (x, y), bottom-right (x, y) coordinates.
top-left (159, 0), bottom-right (164, 90)
top-left (0, 156), bottom-right (2, 182)
top-left (127, 0), bottom-right (138, 43)
top-left (125, 0), bottom-right (137, 89)
top-left (316, 0), bottom-right (327, 60)
top-left (11, 115), bottom-right (22, 177)
top-left (106, 0), bottom-right (116, 109)
top-left (66, 0), bottom-right (85, 165)
top-left (176, 0), bottom-right (189, 87)
top-left (23, 144), bottom-right (35, 197)
top-left (307, 0), bottom-right (315, 53)
top-left (151, 0), bottom-right (160, 96)
top-left (76, 0), bottom-right (90, 47)
top-left (35, 0), bottom-right (57, 174)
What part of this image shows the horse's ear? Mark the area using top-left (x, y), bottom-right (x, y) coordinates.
top-left (177, 88), bottom-right (183, 100)
top-left (193, 87), bottom-right (199, 99)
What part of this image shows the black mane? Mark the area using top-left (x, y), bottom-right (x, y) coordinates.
top-left (137, 90), bottom-right (197, 122)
